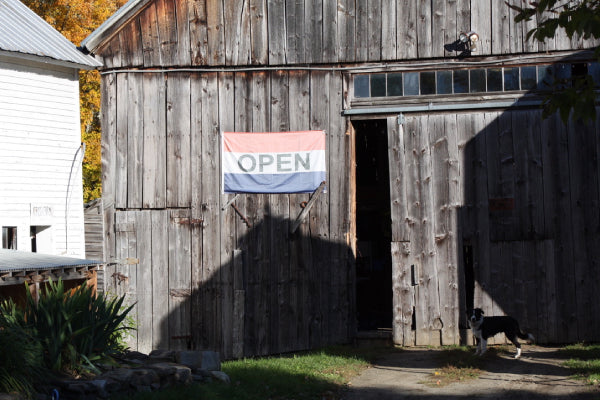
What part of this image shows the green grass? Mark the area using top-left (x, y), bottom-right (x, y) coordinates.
top-left (119, 345), bottom-right (392, 400)
top-left (560, 344), bottom-right (600, 386)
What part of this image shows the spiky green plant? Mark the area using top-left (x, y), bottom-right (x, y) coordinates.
top-left (0, 299), bottom-right (44, 398)
top-left (24, 279), bottom-right (135, 373)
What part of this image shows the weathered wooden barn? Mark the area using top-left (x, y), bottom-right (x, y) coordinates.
top-left (82, 0), bottom-right (600, 357)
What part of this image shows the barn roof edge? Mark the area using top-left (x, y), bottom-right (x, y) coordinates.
top-left (81, 0), bottom-right (152, 54)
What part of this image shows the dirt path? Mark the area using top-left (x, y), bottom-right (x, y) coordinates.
top-left (341, 346), bottom-right (600, 399)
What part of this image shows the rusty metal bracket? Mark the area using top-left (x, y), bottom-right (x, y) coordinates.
top-left (231, 202), bottom-right (252, 228)
top-left (290, 181), bottom-right (327, 234)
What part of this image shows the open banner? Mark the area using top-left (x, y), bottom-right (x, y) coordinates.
top-left (222, 131), bottom-right (326, 194)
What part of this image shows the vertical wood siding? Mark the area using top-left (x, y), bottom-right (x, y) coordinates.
top-left (102, 70), bottom-right (353, 357)
top-left (95, 0), bottom-right (598, 69)
top-left (390, 109), bottom-right (600, 346)
top-left (94, 0), bottom-right (600, 356)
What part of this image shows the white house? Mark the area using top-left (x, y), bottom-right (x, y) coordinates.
top-left (0, 0), bottom-right (101, 257)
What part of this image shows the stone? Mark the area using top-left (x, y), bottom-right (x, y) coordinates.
top-left (176, 351), bottom-right (203, 369)
top-left (149, 349), bottom-right (176, 362)
top-left (210, 371), bottom-right (231, 384)
top-left (200, 351), bottom-right (221, 371)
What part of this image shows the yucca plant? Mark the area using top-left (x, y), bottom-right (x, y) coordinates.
top-left (22, 279), bottom-right (135, 373)
top-left (0, 299), bottom-right (45, 398)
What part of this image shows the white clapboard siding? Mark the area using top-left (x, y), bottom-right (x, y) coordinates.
top-left (0, 56), bottom-right (86, 258)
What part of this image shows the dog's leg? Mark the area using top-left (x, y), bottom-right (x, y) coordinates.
top-left (474, 338), bottom-right (481, 355)
top-left (508, 335), bottom-right (522, 359)
top-left (479, 339), bottom-right (488, 356)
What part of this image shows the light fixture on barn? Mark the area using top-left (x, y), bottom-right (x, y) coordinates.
top-left (459, 31), bottom-right (479, 52)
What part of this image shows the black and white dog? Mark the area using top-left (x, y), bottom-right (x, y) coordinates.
top-left (467, 308), bottom-right (534, 359)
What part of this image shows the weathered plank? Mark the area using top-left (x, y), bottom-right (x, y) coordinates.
top-left (337, 0), bottom-right (356, 61)
top-left (168, 209), bottom-right (192, 350)
top-left (218, 71), bottom-right (236, 359)
top-left (166, 73), bottom-right (192, 207)
top-left (136, 211), bottom-right (153, 353)
top-left (189, 0), bottom-right (208, 65)
top-left (270, 70), bottom-right (292, 352)
top-left (381, 1), bottom-right (397, 60)
top-left (206, 0), bottom-right (225, 64)
top-left (287, 69), bottom-right (311, 350)
top-left (471, 0), bottom-right (491, 54)
top-left (267, 0), bottom-right (286, 64)
top-left (127, 73), bottom-right (144, 209)
top-left (367, 0), bottom-right (382, 60)
top-left (397, 0), bottom-right (417, 59)
top-left (201, 72), bottom-right (222, 351)
top-left (175, 0), bottom-right (191, 65)
top-left (139, 1), bottom-right (161, 66)
top-left (250, 0), bottom-right (268, 64)
top-left (305, 0), bottom-right (323, 63)
top-left (151, 210), bottom-right (170, 349)
top-left (115, 73), bottom-right (128, 209)
top-left (155, 0), bottom-right (179, 66)
top-left (416, 0), bottom-right (432, 58)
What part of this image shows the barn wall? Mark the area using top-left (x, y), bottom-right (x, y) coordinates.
top-left (101, 69), bottom-right (352, 357)
top-left (390, 109), bottom-right (600, 346)
top-left (95, 0), bottom-right (596, 69)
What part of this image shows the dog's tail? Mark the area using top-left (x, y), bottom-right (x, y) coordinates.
top-left (517, 330), bottom-right (535, 343)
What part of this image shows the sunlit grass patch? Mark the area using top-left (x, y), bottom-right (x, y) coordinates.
top-left (118, 345), bottom-right (393, 400)
top-left (560, 344), bottom-right (600, 386)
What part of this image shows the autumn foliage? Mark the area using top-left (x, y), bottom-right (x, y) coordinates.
top-left (22, 0), bottom-right (127, 202)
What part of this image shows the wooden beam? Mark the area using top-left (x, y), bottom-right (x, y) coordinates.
top-left (290, 181), bottom-right (327, 234)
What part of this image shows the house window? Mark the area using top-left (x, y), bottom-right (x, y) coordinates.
top-left (352, 61), bottom-right (600, 99)
top-left (2, 227), bottom-right (17, 249)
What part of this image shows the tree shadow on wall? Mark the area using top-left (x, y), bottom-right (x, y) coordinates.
top-left (457, 105), bottom-right (600, 345)
top-left (153, 209), bottom-right (357, 359)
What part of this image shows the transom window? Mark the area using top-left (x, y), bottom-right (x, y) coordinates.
top-left (353, 62), bottom-right (600, 98)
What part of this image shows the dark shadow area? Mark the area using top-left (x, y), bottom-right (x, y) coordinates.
top-left (339, 346), bottom-right (599, 400)
top-left (353, 119), bottom-right (393, 332)
top-left (156, 211), bottom-right (356, 359)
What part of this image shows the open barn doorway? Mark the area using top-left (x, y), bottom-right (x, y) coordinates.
top-left (353, 119), bottom-right (393, 333)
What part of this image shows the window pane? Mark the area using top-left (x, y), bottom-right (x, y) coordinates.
top-left (387, 73), bottom-right (403, 96)
top-left (537, 65), bottom-right (553, 90)
top-left (404, 72), bottom-right (420, 95)
top-left (487, 68), bottom-right (503, 92)
top-left (354, 75), bottom-right (370, 97)
top-left (371, 74), bottom-right (386, 97)
top-left (504, 67), bottom-right (520, 91)
top-left (453, 70), bottom-right (469, 93)
top-left (470, 69), bottom-right (486, 93)
top-left (420, 72), bottom-right (436, 95)
top-left (589, 62), bottom-right (600, 87)
top-left (437, 70), bottom-right (453, 94)
top-left (521, 66), bottom-right (537, 90)
top-left (554, 63), bottom-right (572, 88)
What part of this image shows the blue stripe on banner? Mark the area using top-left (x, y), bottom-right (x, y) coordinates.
top-left (224, 171), bottom-right (326, 193)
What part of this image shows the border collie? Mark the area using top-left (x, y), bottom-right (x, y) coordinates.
top-left (467, 308), bottom-right (534, 359)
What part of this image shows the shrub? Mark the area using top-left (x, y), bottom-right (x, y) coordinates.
top-left (0, 299), bottom-right (44, 398)
top-left (0, 279), bottom-right (135, 379)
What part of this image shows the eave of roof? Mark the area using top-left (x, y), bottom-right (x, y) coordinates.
top-left (81, 0), bottom-right (152, 54)
top-left (0, 248), bottom-right (102, 273)
top-left (0, 0), bottom-right (102, 69)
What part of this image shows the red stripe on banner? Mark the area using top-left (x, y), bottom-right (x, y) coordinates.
top-left (223, 131), bottom-right (325, 153)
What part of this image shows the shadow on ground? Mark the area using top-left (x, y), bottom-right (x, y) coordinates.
top-left (341, 345), bottom-right (600, 400)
